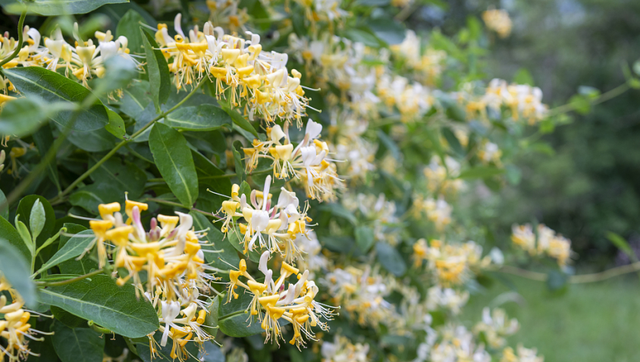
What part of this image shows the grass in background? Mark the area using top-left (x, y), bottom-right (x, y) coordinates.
top-left (462, 276), bottom-right (640, 362)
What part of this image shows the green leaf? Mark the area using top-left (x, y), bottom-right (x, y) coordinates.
top-left (226, 228), bottom-right (261, 263)
top-left (90, 156), bottom-right (148, 200)
top-left (355, 225), bottom-right (375, 253)
top-left (141, 29), bottom-right (171, 111)
top-left (606, 232), bottom-right (635, 260)
top-left (29, 199), bottom-right (46, 240)
top-left (375, 242), bottom-right (406, 277)
top-left (199, 342), bottom-right (225, 362)
top-left (513, 68), bottom-right (534, 86)
top-left (105, 108), bottom-right (127, 139)
top-left (3, 67), bottom-right (109, 131)
top-left (441, 128), bottom-right (464, 156)
top-left (0, 216), bottom-right (30, 260)
top-left (221, 104), bottom-right (259, 139)
top-left (119, 80), bottom-right (152, 118)
top-left (18, 195), bottom-right (56, 248)
top-left (0, 188), bottom-right (7, 220)
top-left (0, 238), bottom-right (37, 307)
top-left (165, 105), bottom-right (232, 131)
top-left (458, 166), bottom-right (505, 179)
top-left (52, 323), bottom-right (105, 362)
top-left (66, 126), bottom-right (119, 152)
top-left (569, 94), bottom-right (591, 115)
top-left (37, 230), bottom-right (94, 275)
top-left (344, 29), bottom-right (382, 48)
top-left (367, 18), bottom-right (406, 45)
top-left (69, 183), bottom-right (119, 214)
top-left (2, 0), bottom-right (129, 15)
top-left (38, 275), bottom-right (159, 338)
top-left (33, 124), bottom-right (61, 192)
top-left (0, 96), bottom-right (74, 137)
top-left (57, 224), bottom-right (100, 275)
top-left (190, 212), bottom-right (240, 271)
top-left (116, 9), bottom-right (147, 54)
top-left (149, 123), bottom-right (199, 208)
top-left (318, 203), bottom-right (357, 225)
top-left (52, 306), bottom-right (88, 328)
top-left (217, 293), bottom-right (265, 337)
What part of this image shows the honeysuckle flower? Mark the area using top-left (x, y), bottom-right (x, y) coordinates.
top-left (500, 344), bottom-right (544, 362)
top-left (482, 9), bottom-right (513, 38)
top-left (321, 266), bottom-right (393, 327)
top-left (416, 324), bottom-right (491, 362)
top-left (415, 239), bottom-right (491, 287)
top-left (474, 308), bottom-right (519, 349)
top-left (241, 120), bottom-right (343, 201)
top-left (478, 141), bottom-right (502, 164)
top-left (423, 156), bottom-right (465, 195)
top-left (0, 277), bottom-right (46, 362)
top-left (425, 286), bottom-right (470, 315)
top-left (412, 196), bottom-right (452, 231)
top-left (321, 335), bottom-right (370, 362)
top-left (218, 176), bottom-right (312, 261)
top-left (511, 224), bottom-right (573, 266)
top-left (226, 252), bottom-right (337, 347)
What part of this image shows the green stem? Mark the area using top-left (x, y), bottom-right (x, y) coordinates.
top-left (50, 81), bottom-right (206, 205)
top-left (144, 197), bottom-right (213, 216)
top-left (36, 268), bottom-right (104, 287)
top-left (0, 11), bottom-right (26, 69)
top-left (496, 262), bottom-right (640, 284)
top-left (548, 82), bottom-right (631, 117)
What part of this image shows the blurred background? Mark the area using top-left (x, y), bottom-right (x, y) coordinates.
top-left (409, 0), bottom-right (640, 361)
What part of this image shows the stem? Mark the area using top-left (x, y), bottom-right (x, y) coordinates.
top-left (145, 197), bottom-right (213, 216)
top-left (37, 268), bottom-right (104, 287)
top-left (548, 82), bottom-right (631, 117)
top-left (496, 262), bottom-right (640, 284)
top-left (0, 11), bottom-right (26, 69)
top-left (50, 81), bottom-right (206, 205)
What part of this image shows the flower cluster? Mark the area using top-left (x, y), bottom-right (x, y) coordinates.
top-left (226, 251), bottom-right (337, 348)
top-left (321, 266), bottom-right (393, 327)
top-left (88, 200), bottom-right (215, 359)
top-left (412, 196), bottom-right (453, 231)
top-left (0, 277), bottom-right (42, 362)
top-left (392, 30), bottom-right (447, 85)
top-left (1, 26), bottom-right (136, 91)
top-left (511, 224), bottom-right (573, 266)
top-left (482, 9), bottom-right (513, 38)
top-left (218, 175), bottom-right (311, 261)
top-left (321, 335), bottom-right (370, 362)
top-left (501, 345), bottom-right (545, 362)
top-left (329, 113), bottom-right (377, 182)
top-left (423, 156), bottom-right (465, 195)
top-left (413, 238), bottom-right (492, 286)
top-left (241, 120), bottom-right (343, 201)
top-left (474, 308), bottom-right (520, 349)
top-left (415, 323), bottom-right (491, 362)
top-left (155, 15), bottom-right (309, 124)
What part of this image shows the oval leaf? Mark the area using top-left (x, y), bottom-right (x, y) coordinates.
top-left (149, 123), bottom-right (199, 207)
top-left (52, 323), bottom-right (105, 362)
top-left (165, 105), bottom-right (232, 131)
top-left (376, 241), bottom-right (407, 277)
top-left (4, 67), bottom-right (109, 132)
top-left (141, 29), bottom-right (170, 111)
top-left (3, 0), bottom-right (129, 15)
top-left (36, 230), bottom-right (95, 275)
top-left (38, 274), bottom-right (159, 338)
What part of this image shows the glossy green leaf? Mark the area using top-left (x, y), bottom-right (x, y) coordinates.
top-left (376, 242), bottom-right (406, 277)
top-left (0, 188), bottom-right (7, 220)
top-left (38, 275), bottom-right (159, 338)
top-left (52, 323), bottom-right (104, 362)
top-left (3, 67), bottom-right (109, 132)
top-left (105, 108), bottom-right (126, 139)
top-left (2, 0), bottom-right (129, 15)
top-left (29, 199), bottom-right (46, 240)
top-left (69, 183), bottom-right (119, 214)
top-left (90, 157), bottom-right (147, 200)
top-left (119, 81), bottom-right (152, 119)
top-left (149, 123), bottom-right (199, 208)
top-left (17, 195), bottom-right (56, 248)
top-left (57, 224), bottom-right (100, 275)
top-left (116, 9), bottom-right (147, 53)
top-left (217, 293), bottom-right (265, 337)
top-left (0, 96), bottom-right (74, 137)
top-left (355, 225), bottom-right (375, 253)
top-left (36, 230), bottom-right (94, 275)
top-left (0, 238), bottom-right (37, 307)
top-left (344, 28), bottom-right (382, 47)
top-left (0, 216), bottom-right (30, 260)
top-left (221, 104), bottom-right (258, 139)
top-left (141, 29), bottom-right (171, 111)
top-left (165, 105), bottom-right (232, 131)
top-left (367, 18), bottom-right (406, 45)
top-left (66, 124), bottom-right (119, 152)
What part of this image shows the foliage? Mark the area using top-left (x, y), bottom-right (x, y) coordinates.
top-left (0, 1), bottom-right (632, 362)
